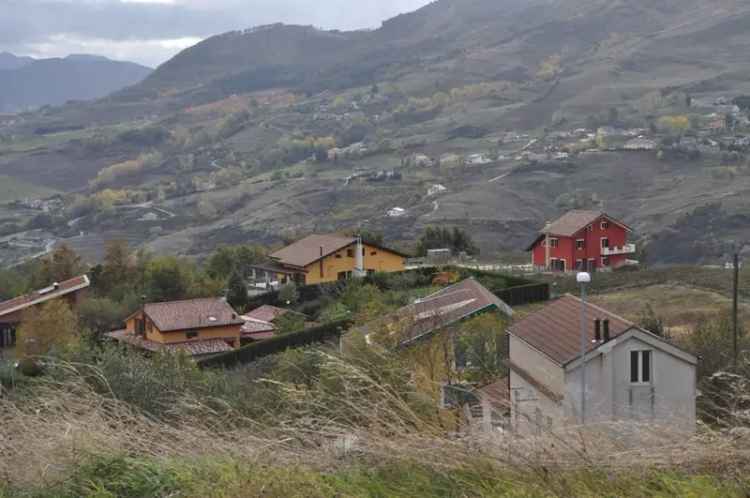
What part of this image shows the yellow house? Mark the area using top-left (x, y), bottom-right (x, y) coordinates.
top-left (107, 298), bottom-right (244, 357)
top-left (254, 234), bottom-right (408, 286)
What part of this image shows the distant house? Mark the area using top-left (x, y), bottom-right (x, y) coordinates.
top-left (427, 184), bottom-right (447, 197)
top-left (507, 295), bottom-right (697, 434)
top-left (250, 234), bottom-right (408, 286)
top-left (623, 137), bottom-right (658, 151)
top-left (239, 305), bottom-right (307, 343)
top-left (466, 153), bottom-right (492, 165)
top-left (527, 210), bottom-right (635, 272)
top-left (411, 153), bottom-right (434, 168)
top-left (387, 207), bottom-right (407, 218)
top-left (107, 298), bottom-right (244, 357)
top-left (0, 275), bottom-right (90, 351)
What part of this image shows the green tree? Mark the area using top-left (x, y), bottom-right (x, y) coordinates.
top-left (638, 304), bottom-right (666, 337)
top-left (77, 297), bottom-right (129, 337)
top-left (97, 240), bottom-right (132, 296)
top-left (144, 257), bottom-right (194, 302)
top-left (279, 282), bottom-right (299, 305)
top-left (274, 312), bottom-right (306, 335)
top-left (226, 271), bottom-right (249, 312)
top-left (456, 313), bottom-right (508, 383)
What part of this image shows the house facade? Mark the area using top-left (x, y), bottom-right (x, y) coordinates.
top-left (251, 234), bottom-right (407, 286)
top-left (507, 295), bottom-right (697, 434)
top-left (527, 210), bottom-right (635, 272)
top-left (107, 298), bottom-right (244, 357)
top-left (0, 275), bottom-right (90, 352)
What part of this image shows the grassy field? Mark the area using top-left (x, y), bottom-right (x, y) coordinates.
top-left (0, 175), bottom-right (58, 202)
top-left (590, 284), bottom-right (750, 336)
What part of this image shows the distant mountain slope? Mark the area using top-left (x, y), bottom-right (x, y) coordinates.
top-left (0, 52), bottom-right (34, 70)
top-left (0, 54), bottom-right (152, 112)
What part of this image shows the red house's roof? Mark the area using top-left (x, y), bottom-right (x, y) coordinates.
top-left (526, 210), bottom-right (632, 251)
top-left (0, 275), bottom-right (89, 320)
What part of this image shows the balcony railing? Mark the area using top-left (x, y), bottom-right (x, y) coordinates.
top-left (602, 243), bottom-right (636, 256)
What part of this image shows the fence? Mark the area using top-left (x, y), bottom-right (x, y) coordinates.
top-left (198, 319), bottom-right (353, 369)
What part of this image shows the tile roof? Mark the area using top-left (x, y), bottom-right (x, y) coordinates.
top-left (359, 278), bottom-right (513, 346)
top-left (106, 330), bottom-right (234, 356)
top-left (0, 275), bottom-right (90, 320)
top-left (508, 294), bottom-right (635, 365)
top-left (270, 234), bottom-right (356, 268)
top-left (545, 210), bottom-right (604, 237)
top-left (269, 234), bottom-right (409, 269)
top-left (477, 377), bottom-right (510, 406)
top-left (142, 298), bottom-right (244, 332)
top-left (245, 305), bottom-right (292, 323)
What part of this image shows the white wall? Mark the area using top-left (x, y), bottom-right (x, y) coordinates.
top-left (565, 335), bottom-right (696, 429)
top-left (509, 335), bottom-right (565, 434)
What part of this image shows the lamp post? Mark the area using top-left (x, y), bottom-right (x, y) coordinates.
top-left (577, 271), bottom-right (591, 425)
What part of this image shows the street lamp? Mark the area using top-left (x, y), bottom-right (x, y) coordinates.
top-left (577, 271), bottom-right (591, 425)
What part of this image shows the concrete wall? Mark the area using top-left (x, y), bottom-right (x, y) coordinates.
top-left (303, 243), bottom-right (405, 285)
top-left (565, 334), bottom-right (696, 429)
top-left (509, 335), bottom-right (565, 433)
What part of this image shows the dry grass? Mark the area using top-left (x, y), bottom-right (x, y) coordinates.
top-left (3, 355), bottom-right (750, 495)
top-left (590, 284), bottom-right (750, 335)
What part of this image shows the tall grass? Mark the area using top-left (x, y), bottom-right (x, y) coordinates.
top-left (3, 342), bottom-right (750, 496)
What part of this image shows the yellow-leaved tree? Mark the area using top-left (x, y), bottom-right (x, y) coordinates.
top-left (17, 300), bottom-right (79, 359)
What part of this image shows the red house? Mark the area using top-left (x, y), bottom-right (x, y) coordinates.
top-left (527, 210), bottom-right (635, 272)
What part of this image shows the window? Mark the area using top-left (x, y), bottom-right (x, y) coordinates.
top-left (586, 225), bottom-right (593, 233)
top-left (550, 238), bottom-right (559, 248)
top-left (630, 350), bottom-right (652, 383)
top-left (576, 239), bottom-right (585, 250)
top-left (602, 256), bottom-right (610, 267)
top-left (186, 330), bottom-right (199, 339)
top-left (367, 269), bottom-right (376, 276)
top-left (370, 251), bottom-right (377, 256)
top-left (346, 249), bottom-right (354, 258)
top-left (576, 259), bottom-right (584, 270)
top-left (601, 220), bottom-right (610, 230)
top-left (335, 254), bottom-right (342, 259)
top-left (337, 271), bottom-right (352, 281)
top-left (601, 237), bottom-right (610, 249)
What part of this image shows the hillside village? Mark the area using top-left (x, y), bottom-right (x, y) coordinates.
top-left (5, 0), bottom-right (750, 495)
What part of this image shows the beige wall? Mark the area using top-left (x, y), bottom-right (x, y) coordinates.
top-left (509, 335), bottom-right (566, 434)
top-left (303, 243), bottom-right (405, 285)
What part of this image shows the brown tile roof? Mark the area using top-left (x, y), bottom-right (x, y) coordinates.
top-left (359, 278), bottom-right (513, 346)
top-left (270, 234), bottom-right (356, 268)
top-left (269, 234), bottom-right (409, 269)
top-left (245, 305), bottom-right (292, 323)
top-left (142, 298), bottom-right (244, 332)
top-left (477, 377), bottom-right (510, 408)
top-left (508, 294), bottom-right (635, 366)
top-left (545, 210), bottom-right (604, 237)
top-left (107, 329), bottom-right (234, 356)
top-left (0, 275), bottom-right (90, 320)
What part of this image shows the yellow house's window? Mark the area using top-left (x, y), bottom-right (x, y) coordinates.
top-left (347, 249), bottom-right (354, 258)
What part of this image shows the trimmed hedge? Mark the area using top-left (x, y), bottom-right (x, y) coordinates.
top-left (198, 320), bottom-right (353, 369)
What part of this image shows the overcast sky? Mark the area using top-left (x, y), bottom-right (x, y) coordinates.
top-left (1, 0), bottom-right (432, 68)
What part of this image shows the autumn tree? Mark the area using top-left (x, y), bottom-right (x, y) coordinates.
top-left (17, 300), bottom-right (79, 359)
top-left (31, 244), bottom-right (86, 288)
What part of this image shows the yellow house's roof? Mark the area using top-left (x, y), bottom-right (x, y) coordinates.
top-left (270, 234), bottom-right (409, 269)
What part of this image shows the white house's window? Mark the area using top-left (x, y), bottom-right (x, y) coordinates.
top-left (550, 238), bottom-right (559, 248)
top-left (576, 239), bottom-right (585, 250)
top-left (601, 221), bottom-right (610, 230)
top-left (630, 350), bottom-right (652, 383)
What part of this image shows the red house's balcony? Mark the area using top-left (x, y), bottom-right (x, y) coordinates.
top-left (602, 243), bottom-right (636, 256)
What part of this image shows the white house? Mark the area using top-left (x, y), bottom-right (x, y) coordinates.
top-left (507, 295), bottom-right (697, 434)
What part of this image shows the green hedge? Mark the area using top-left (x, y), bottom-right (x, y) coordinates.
top-left (197, 320), bottom-right (353, 369)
